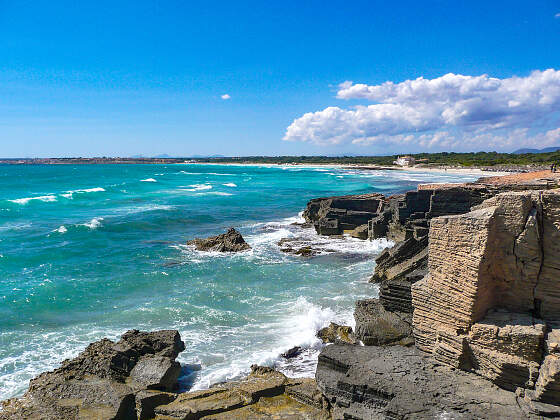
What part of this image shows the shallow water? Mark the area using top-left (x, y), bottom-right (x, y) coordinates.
top-left (0, 163), bottom-right (479, 399)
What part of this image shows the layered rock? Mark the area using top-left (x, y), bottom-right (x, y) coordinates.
top-left (0, 330), bottom-right (185, 420)
top-left (153, 365), bottom-right (329, 419)
top-left (187, 228), bottom-right (251, 252)
top-left (412, 189), bottom-right (560, 401)
top-left (316, 344), bottom-right (545, 419)
top-left (303, 193), bottom-right (386, 236)
top-left (353, 299), bottom-right (413, 346)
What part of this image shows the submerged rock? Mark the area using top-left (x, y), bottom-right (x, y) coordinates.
top-left (187, 227), bottom-right (251, 252)
top-left (281, 346), bottom-right (303, 359)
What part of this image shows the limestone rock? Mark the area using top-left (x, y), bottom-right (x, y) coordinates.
top-left (316, 344), bottom-right (538, 419)
top-left (187, 228), bottom-right (251, 252)
top-left (154, 366), bottom-right (329, 420)
top-left (303, 193), bottom-right (386, 236)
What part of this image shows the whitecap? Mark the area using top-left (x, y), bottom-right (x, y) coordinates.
top-left (82, 217), bottom-right (103, 229)
top-left (184, 184), bottom-right (212, 191)
top-left (8, 195), bottom-right (57, 205)
top-left (223, 183), bottom-right (237, 187)
top-left (141, 178), bottom-right (157, 182)
top-left (61, 187), bottom-right (105, 199)
top-left (53, 225), bottom-right (67, 233)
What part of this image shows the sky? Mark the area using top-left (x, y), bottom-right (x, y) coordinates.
top-left (1, 0), bottom-right (560, 157)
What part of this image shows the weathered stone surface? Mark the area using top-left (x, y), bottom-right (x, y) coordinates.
top-left (354, 299), bottom-right (413, 346)
top-left (303, 193), bottom-right (386, 236)
top-left (412, 189), bottom-right (560, 399)
top-left (187, 228), bottom-right (251, 252)
top-left (0, 330), bottom-right (185, 420)
top-left (316, 323), bottom-right (357, 345)
top-left (154, 366), bottom-right (328, 420)
top-left (316, 344), bottom-right (538, 419)
top-left (349, 223), bottom-right (368, 239)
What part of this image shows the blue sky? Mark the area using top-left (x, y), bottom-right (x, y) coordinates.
top-left (1, 1), bottom-right (559, 157)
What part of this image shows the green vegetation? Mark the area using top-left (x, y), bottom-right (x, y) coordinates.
top-left (194, 151), bottom-right (560, 167)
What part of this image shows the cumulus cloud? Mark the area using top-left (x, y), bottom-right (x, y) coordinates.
top-left (284, 70), bottom-right (560, 151)
top-left (221, 94), bottom-right (231, 100)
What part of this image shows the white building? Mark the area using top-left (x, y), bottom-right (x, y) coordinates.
top-left (394, 156), bottom-right (416, 166)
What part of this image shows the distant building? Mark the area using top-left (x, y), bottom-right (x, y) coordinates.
top-left (394, 156), bottom-right (416, 166)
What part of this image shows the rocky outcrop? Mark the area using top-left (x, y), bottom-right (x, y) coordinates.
top-left (187, 228), bottom-right (251, 252)
top-left (153, 365), bottom-right (330, 419)
top-left (412, 189), bottom-right (560, 403)
top-left (303, 193), bottom-right (386, 236)
top-left (0, 330), bottom-right (185, 420)
top-left (316, 323), bottom-right (357, 345)
top-left (354, 299), bottom-right (413, 346)
top-left (315, 344), bottom-right (551, 419)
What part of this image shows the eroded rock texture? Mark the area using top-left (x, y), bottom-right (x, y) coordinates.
top-left (412, 189), bottom-right (560, 403)
top-left (187, 228), bottom-right (251, 252)
top-left (303, 193), bottom-right (386, 236)
top-left (0, 330), bottom-right (185, 420)
top-left (316, 344), bottom-right (544, 419)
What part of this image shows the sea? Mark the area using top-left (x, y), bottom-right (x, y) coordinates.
top-left (0, 163), bottom-right (480, 400)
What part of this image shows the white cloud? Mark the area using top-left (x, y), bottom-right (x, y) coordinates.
top-left (284, 70), bottom-right (560, 151)
top-left (555, 12), bottom-right (560, 18)
top-left (221, 94), bottom-right (231, 100)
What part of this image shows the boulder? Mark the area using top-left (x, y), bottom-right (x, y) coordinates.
top-left (187, 228), bottom-right (251, 252)
top-left (354, 299), bottom-right (413, 346)
top-left (316, 323), bottom-right (357, 345)
top-left (0, 330), bottom-right (185, 420)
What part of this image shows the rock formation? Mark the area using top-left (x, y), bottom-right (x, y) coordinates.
top-left (303, 193), bottom-right (386, 236)
top-left (0, 330), bottom-right (185, 420)
top-left (316, 322), bottom-right (357, 345)
top-left (153, 365), bottom-right (329, 419)
top-left (315, 344), bottom-right (546, 419)
top-left (187, 228), bottom-right (251, 252)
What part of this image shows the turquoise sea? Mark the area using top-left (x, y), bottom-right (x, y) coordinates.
top-left (0, 164), bottom-right (479, 399)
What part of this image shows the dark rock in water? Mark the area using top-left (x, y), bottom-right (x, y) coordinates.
top-left (0, 330), bottom-right (185, 420)
top-left (277, 237), bottom-right (335, 257)
top-left (316, 344), bottom-right (543, 419)
top-left (354, 299), bottom-right (413, 346)
top-left (187, 227), bottom-right (251, 252)
top-left (281, 346), bottom-right (303, 359)
top-left (317, 323), bottom-right (357, 345)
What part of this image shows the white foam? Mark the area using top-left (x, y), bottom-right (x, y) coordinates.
top-left (223, 183), bottom-right (237, 187)
top-left (61, 187), bottom-right (105, 199)
top-left (8, 195), bottom-right (57, 205)
top-left (196, 192), bottom-right (233, 196)
top-left (82, 217), bottom-right (103, 229)
top-left (185, 184), bottom-right (213, 191)
top-left (141, 178), bottom-right (157, 182)
top-left (53, 225), bottom-right (67, 233)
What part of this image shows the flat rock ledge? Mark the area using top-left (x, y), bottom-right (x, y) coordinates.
top-left (316, 344), bottom-right (556, 419)
top-left (187, 228), bottom-right (251, 252)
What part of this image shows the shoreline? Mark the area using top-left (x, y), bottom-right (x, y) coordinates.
top-left (179, 161), bottom-right (513, 177)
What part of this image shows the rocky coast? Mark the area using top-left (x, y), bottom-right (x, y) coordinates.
top-left (3, 170), bottom-right (560, 419)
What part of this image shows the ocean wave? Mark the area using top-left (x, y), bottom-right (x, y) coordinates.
top-left (82, 217), bottom-right (103, 229)
top-left (141, 178), bottom-right (157, 182)
top-left (0, 222), bottom-right (32, 232)
top-left (61, 187), bottom-right (106, 199)
top-left (185, 184), bottom-right (212, 191)
top-left (195, 192), bottom-right (233, 196)
top-left (53, 225), bottom-right (67, 234)
top-left (8, 195), bottom-right (57, 205)
top-left (222, 183), bottom-right (237, 187)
